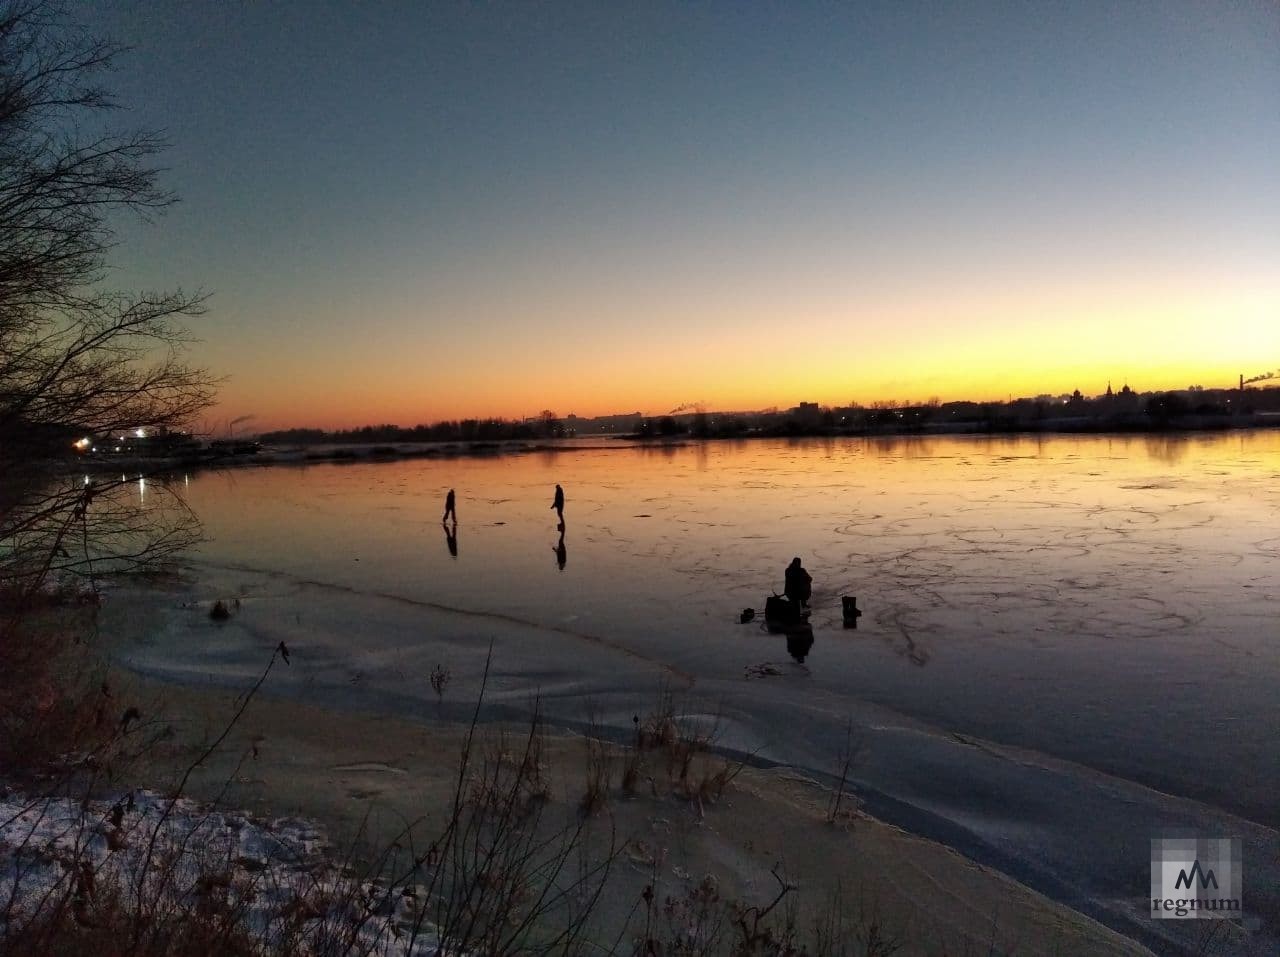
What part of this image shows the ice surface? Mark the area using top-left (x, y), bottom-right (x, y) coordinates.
top-left (105, 432), bottom-right (1280, 953)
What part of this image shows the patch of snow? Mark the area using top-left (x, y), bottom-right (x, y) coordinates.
top-left (0, 787), bottom-right (452, 954)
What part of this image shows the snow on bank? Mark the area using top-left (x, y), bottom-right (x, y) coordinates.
top-left (0, 786), bottom-right (448, 954)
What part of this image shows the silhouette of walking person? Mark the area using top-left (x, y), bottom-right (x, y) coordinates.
top-left (550, 483), bottom-right (565, 528)
top-left (443, 520), bottom-right (458, 558)
top-left (442, 488), bottom-right (456, 523)
top-left (784, 557), bottom-right (812, 611)
top-left (552, 526), bottom-right (566, 570)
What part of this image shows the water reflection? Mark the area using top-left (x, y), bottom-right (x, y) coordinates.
top-left (552, 525), bottom-right (566, 570)
top-left (442, 520), bottom-right (457, 558)
top-left (785, 624), bottom-right (814, 663)
top-left (630, 442), bottom-right (681, 461)
top-left (152, 430), bottom-right (1280, 827)
top-left (865, 434), bottom-right (932, 458)
top-left (1143, 435), bottom-right (1190, 464)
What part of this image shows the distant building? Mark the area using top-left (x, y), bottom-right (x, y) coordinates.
top-left (792, 401), bottom-right (821, 425)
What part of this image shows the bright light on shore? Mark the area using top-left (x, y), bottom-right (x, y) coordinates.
top-left (72, 437), bottom-right (90, 450)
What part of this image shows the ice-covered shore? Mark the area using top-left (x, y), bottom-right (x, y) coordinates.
top-left (103, 565), bottom-right (1278, 957)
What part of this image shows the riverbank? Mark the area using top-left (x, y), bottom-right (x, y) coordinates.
top-left (3, 588), bottom-right (1152, 955)
top-left (91, 660), bottom-right (1152, 956)
top-left (57, 410), bottom-right (1280, 476)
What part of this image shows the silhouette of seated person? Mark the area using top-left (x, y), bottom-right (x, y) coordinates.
top-left (443, 520), bottom-right (457, 558)
top-left (784, 557), bottom-right (812, 611)
top-left (786, 625), bottom-right (814, 663)
top-left (552, 527), bottom-right (566, 570)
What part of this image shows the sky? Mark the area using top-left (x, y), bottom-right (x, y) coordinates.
top-left (81, 1), bottom-right (1279, 431)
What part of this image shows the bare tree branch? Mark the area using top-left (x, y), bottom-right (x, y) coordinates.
top-left (1, 0), bottom-right (216, 635)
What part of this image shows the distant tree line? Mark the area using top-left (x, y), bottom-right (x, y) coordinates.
top-left (260, 419), bottom-right (542, 445)
top-left (259, 385), bottom-right (1280, 447)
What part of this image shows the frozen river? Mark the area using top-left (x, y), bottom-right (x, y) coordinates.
top-left (116, 432), bottom-right (1280, 954)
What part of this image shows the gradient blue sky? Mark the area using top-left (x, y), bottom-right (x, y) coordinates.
top-left (83, 1), bottom-right (1279, 430)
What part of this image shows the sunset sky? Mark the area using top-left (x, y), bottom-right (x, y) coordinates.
top-left (85, 1), bottom-right (1279, 431)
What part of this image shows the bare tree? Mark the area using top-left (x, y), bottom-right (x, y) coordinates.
top-left (0, 0), bottom-right (215, 450)
top-left (1, 0), bottom-right (214, 629)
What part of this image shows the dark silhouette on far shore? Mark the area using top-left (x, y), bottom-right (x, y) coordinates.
top-left (553, 526), bottom-right (566, 570)
top-left (784, 557), bottom-right (812, 611)
top-left (442, 488), bottom-right (456, 523)
top-left (443, 519), bottom-right (457, 558)
top-left (257, 381), bottom-right (1280, 451)
top-left (551, 483), bottom-right (565, 527)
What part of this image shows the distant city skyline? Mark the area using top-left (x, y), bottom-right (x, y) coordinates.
top-left (81, 2), bottom-right (1278, 431)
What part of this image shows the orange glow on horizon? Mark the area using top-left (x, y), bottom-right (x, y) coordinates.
top-left (197, 277), bottom-right (1277, 432)
top-left (208, 361), bottom-right (1270, 433)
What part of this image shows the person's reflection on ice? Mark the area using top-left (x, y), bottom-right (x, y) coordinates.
top-left (786, 625), bottom-right (814, 664)
top-left (552, 526), bottom-right (566, 570)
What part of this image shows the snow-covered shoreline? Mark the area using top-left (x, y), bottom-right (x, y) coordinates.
top-left (1, 786), bottom-right (445, 955)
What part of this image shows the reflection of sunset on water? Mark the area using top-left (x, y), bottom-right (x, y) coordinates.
top-left (153, 431), bottom-right (1280, 831)
top-left (87, 428), bottom-right (1280, 957)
